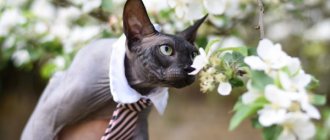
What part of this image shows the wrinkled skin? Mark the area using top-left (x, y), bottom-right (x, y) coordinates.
top-left (21, 0), bottom-right (207, 140)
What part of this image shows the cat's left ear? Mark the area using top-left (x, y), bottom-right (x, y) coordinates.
top-left (123, 0), bottom-right (157, 47)
top-left (179, 15), bottom-right (208, 44)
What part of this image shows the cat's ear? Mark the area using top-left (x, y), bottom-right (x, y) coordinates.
top-left (179, 15), bottom-right (208, 44)
top-left (123, 0), bottom-right (157, 46)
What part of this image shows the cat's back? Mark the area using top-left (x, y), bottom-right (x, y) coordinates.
top-left (21, 38), bottom-right (118, 140)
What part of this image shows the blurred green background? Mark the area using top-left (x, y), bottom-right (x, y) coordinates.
top-left (0, 0), bottom-right (329, 139)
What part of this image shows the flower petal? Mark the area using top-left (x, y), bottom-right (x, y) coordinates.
top-left (278, 130), bottom-right (296, 140)
top-left (189, 48), bottom-right (208, 75)
top-left (279, 71), bottom-right (292, 91)
top-left (287, 57), bottom-right (301, 76)
top-left (185, 1), bottom-right (205, 20)
top-left (293, 119), bottom-right (316, 139)
top-left (258, 106), bottom-right (286, 127)
top-left (293, 71), bottom-right (312, 89)
top-left (265, 85), bottom-right (292, 108)
top-left (244, 56), bottom-right (267, 70)
top-left (301, 103), bottom-right (321, 119)
top-left (217, 82), bottom-right (232, 96)
top-left (203, 0), bottom-right (226, 15)
top-left (257, 39), bottom-right (275, 60)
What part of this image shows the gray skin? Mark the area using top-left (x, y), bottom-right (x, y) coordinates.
top-left (21, 0), bottom-right (207, 139)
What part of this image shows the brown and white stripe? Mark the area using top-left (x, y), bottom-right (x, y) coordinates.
top-left (101, 99), bottom-right (151, 140)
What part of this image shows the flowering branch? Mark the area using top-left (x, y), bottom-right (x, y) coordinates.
top-left (256, 0), bottom-right (265, 39)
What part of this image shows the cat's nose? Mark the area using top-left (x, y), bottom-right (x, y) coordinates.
top-left (184, 66), bottom-right (196, 73)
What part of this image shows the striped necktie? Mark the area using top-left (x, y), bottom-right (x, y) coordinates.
top-left (101, 98), bottom-right (152, 140)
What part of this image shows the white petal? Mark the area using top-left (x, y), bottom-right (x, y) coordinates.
top-left (278, 130), bottom-right (296, 140)
top-left (293, 119), bottom-right (316, 139)
top-left (199, 48), bottom-right (207, 57)
top-left (279, 72), bottom-right (292, 91)
top-left (167, 0), bottom-right (177, 8)
top-left (189, 48), bottom-right (208, 75)
top-left (217, 82), bottom-right (232, 96)
top-left (257, 39), bottom-right (275, 60)
top-left (287, 57), bottom-right (301, 75)
top-left (185, 1), bottom-right (205, 20)
top-left (244, 56), bottom-right (267, 70)
top-left (203, 0), bottom-right (226, 15)
top-left (82, 0), bottom-right (102, 13)
top-left (221, 36), bottom-right (244, 48)
top-left (189, 55), bottom-right (207, 75)
top-left (302, 103), bottom-right (321, 119)
top-left (175, 5), bottom-right (185, 19)
top-left (242, 91), bottom-right (260, 104)
top-left (293, 71), bottom-right (312, 89)
top-left (258, 106), bottom-right (286, 127)
top-left (265, 85), bottom-right (291, 108)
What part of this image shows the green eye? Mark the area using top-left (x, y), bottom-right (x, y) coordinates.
top-left (159, 45), bottom-right (173, 56)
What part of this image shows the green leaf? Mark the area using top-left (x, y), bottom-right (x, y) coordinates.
top-left (222, 51), bottom-right (245, 66)
top-left (41, 62), bottom-right (57, 79)
top-left (251, 117), bottom-right (263, 129)
top-left (248, 47), bottom-right (257, 56)
top-left (307, 76), bottom-right (320, 90)
top-left (234, 47), bottom-right (248, 56)
top-left (229, 98), bottom-right (267, 131)
top-left (101, 0), bottom-right (115, 12)
top-left (311, 94), bottom-right (327, 106)
top-left (229, 77), bottom-right (244, 87)
top-left (262, 125), bottom-right (283, 140)
top-left (251, 70), bottom-right (273, 91)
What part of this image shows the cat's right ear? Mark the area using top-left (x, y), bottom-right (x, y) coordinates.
top-left (123, 0), bottom-right (157, 47)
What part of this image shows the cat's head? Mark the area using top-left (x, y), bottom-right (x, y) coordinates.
top-left (123, 0), bottom-right (207, 88)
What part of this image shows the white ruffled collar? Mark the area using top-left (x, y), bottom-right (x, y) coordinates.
top-left (109, 35), bottom-right (169, 115)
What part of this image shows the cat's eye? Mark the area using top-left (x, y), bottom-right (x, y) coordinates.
top-left (159, 45), bottom-right (173, 56)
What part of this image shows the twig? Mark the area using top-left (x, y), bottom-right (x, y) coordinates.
top-left (256, 0), bottom-right (265, 39)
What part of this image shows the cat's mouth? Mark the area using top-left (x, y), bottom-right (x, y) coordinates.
top-left (164, 69), bottom-right (195, 88)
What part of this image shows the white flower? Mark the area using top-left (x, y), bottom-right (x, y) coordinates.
top-left (279, 71), bottom-right (311, 92)
top-left (0, 8), bottom-right (26, 36)
top-left (277, 71), bottom-right (320, 119)
top-left (217, 82), bottom-right (232, 96)
top-left (31, 0), bottom-right (56, 21)
top-left (242, 80), bottom-right (261, 104)
top-left (49, 23), bottom-right (70, 40)
top-left (258, 106), bottom-right (287, 127)
top-left (57, 7), bottom-right (81, 24)
top-left (62, 25), bottom-right (101, 53)
top-left (82, 0), bottom-right (102, 13)
top-left (257, 85), bottom-right (296, 127)
top-left (265, 85), bottom-right (294, 108)
top-left (143, 0), bottom-right (169, 13)
top-left (203, 0), bottom-right (226, 15)
top-left (34, 22), bottom-right (48, 34)
top-left (189, 48), bottom-right (208, 75)
top-left (12, 49), bottom-right (30, 66)
top-left (168, 0), bottom-right (205, 21)
top-left (53, 56), bottom-right (66, 70)
top-left (69, 26), bottom-right (101, 43)
top-left (304, 19), bottom-right (330, 41)
top-left (278, 112), bottom-right (316, 140)
top-left (286, 57), bottom-right (301, 76)
top-left (244, 39), bottom-right (290, 73)
top-left (3, 0), bottom-right (28, 7)
top-left (224, 0), bottom-right (241, 18)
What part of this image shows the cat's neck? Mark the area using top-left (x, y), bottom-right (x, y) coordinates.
top-left (124, 55), bottom-right (157, 96)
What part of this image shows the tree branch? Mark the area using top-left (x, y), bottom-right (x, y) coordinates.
top-left (257, 0), bottom-right (265, 39)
